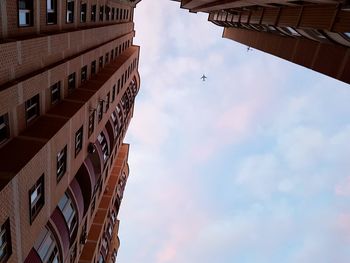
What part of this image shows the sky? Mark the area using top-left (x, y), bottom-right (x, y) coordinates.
top-left (117, 1), bottom-right (350, 263)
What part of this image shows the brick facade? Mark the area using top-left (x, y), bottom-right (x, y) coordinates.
top-left (0, 0), bottom-right (141, 262)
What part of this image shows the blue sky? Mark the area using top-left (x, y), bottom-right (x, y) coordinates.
top-left (118, 1), bottom-right (350, 262)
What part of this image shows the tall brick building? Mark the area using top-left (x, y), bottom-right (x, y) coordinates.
top-left (0, 0), bottom-right (141, 262)
top-left (173, 0), bottom-right (350, 84)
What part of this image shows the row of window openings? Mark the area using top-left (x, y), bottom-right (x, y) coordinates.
top-left (19, 0), bottom-right (130, 27)
top-left (211, 12), bottom-right (350, 47)
top-left (88, 57), bottom-right (137, 137)
top-left (0, 40), bottom-right (134, 145)
top-left (5, 139), bottom-right (119, 261)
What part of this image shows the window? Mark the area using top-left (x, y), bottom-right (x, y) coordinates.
top-left (50, 81), bottom-right (61, 105)
top-left (25, 94), bottom-right (40, 124)
top-left (90, 195), bottom-right (96, 216)
top-left (68, 72), bottom-right (76, 92)
top-left (46, 0), bottom-right (57, 24)
top-left (97, 100), bottom-right (104, 123)
top-left (99, 56), bottom-right (103, 70)
top-left (80, 3), bottom-right (87, 22)
top-left (117, 79), bottom-right (120, 94)
top-left (57, 146), bottom-right (67, 182)
top-left (111, 49), bottom-right (114, 60)
top-left (70, 243), bottom-right (77, 263)
top-left (75, 126), bottom-right (83, 157)
top-left (111, 112), bottom-right (119, 137)
top-left (97, 133), bottom-right (109, 162)
top-left (18, 0), bottom-right (34, 27)
top-left (81, 65), bottom-right (87, 83)
top-left (121, 74), bottom-right (124, 89)
top-left (88, 110), bottom-right (95, 137)
top-left (105, 6), bottom-right (110, 21)
top-left (0, 219), bottom-right (12, 262)
top-left (91, 60), bottom-right (96, 75)
top-left (115, 47), bottom-right (118, 57)
top-left (99, 5), bottom-right (104, 21)
top-left (112, 8), bottom-right (115, 20)
top-left (67, 0), bottom-right (74, 23)
top-left (112, 85), bottom-right (116, 102)
top-left (0, 114), bottom-right (10, 145)
top-left (58, 193), bottom-right (77, 236)
top-left (106, 92), bottom-right (110, 111)
top-left (116, 8), bottom-right (119, 20)
top-left (91, 4), bottom-right (96, 22)
top-left (36, 228), bottom-right (60, 263)
top-left (29, 175), bottom-right (45, 224)
top-left (105, 52), bottom-right (109, 64)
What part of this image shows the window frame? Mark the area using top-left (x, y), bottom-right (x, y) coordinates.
top-left (46, 0), bottom-right (57, 25)
top-left (29, 175), bottom-right (45, 224)
top-left (50, 81), bottom-right (61, 105)
top-left (88, 110), bottom-right (95, 138)
top-left (56, 145), bottom-right (67, 182)
top-left (66, 0), bottom-right (75, 23)
top-left (81, 65), bottom-right (88, 83)
top-left (0, 113), bottom-right (10, 145)
top-left (0, 219), bottom-right (12, 262)
top-left (25, 94), bottom-right (40, 125)
top-left (74, 126), bottom-right (83, 157)
top-left (91, 4), bottom-right (96, 22)
top-left (18, 0), bottom-right (34, 27)
top-left (91, 60), bottom-right (96, 75)
top-left (68, 72), bottom-right (76, 92)
top-left (80, 2), bottom-right (87, 23)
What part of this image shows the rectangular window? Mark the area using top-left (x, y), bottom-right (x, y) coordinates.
top-left (29, 175), bottom-right (45, 224)
top-left (111, 49), bottom-right (114, 60)
top-left (91, 60), bottom-right (96, 75)
top-left (68, 72), bottom-right (76, 92)
top-left (99, 5), bottom-right (104, 21)
top-left (105, 6), bottom-right (110, 21)
top-left (112, 85), bottom-right (116, 102)
top-left (111, 8), bottom-right (115, 20)
top-left (0, 219), bottom-right (12, 262)
top-left (88, 110), bottom-right (95, 137)
top-left (106, 92), bottom-right (110, 111)
top-left (80, 3), bottom-right (87, 23)
top-left (50, 81), bottom-right (61, 105)
top-left (115, 47), bottom-right (118, 57)
top-left (105, 53), bottom-right (109, 64)
top-left (97, 132), bottom-right (109, 162)
top-left (66, 0), bottom-right (74, 23)
top-left (0, 114), bottom-right (10, 145)
top-left (81, 65), bottom-right (87, 83)
top-left (46, 0), bottom-right (57, 24)
top-left (99, 56), bottom-right (103, 70)
top-left (90, 195), bottom-right (96, 216)
top-left (25, 94), bottom-right (40, 124)
top-left (97, 100), bottom-right (103, 123)
top-left (18, 0), bottom-right (34, 27)
top-left (91, 4), bottom-right (96, 22)
top-left (57, 146), bottom-right (67, 182)
top-left (116, 8), bottom-right (119, 20)
top-left (75, 126), bottom-right (83, 157)
top-left (117, 79), bottom-right (120, 94)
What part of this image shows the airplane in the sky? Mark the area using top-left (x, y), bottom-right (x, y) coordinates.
top-left (247, 46), bottom-right (253, 52)
top-left (201, 74), bottom-right (207, 81)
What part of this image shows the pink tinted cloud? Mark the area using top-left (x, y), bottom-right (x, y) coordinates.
top-left (335, 176), bottom-right (350, 196)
